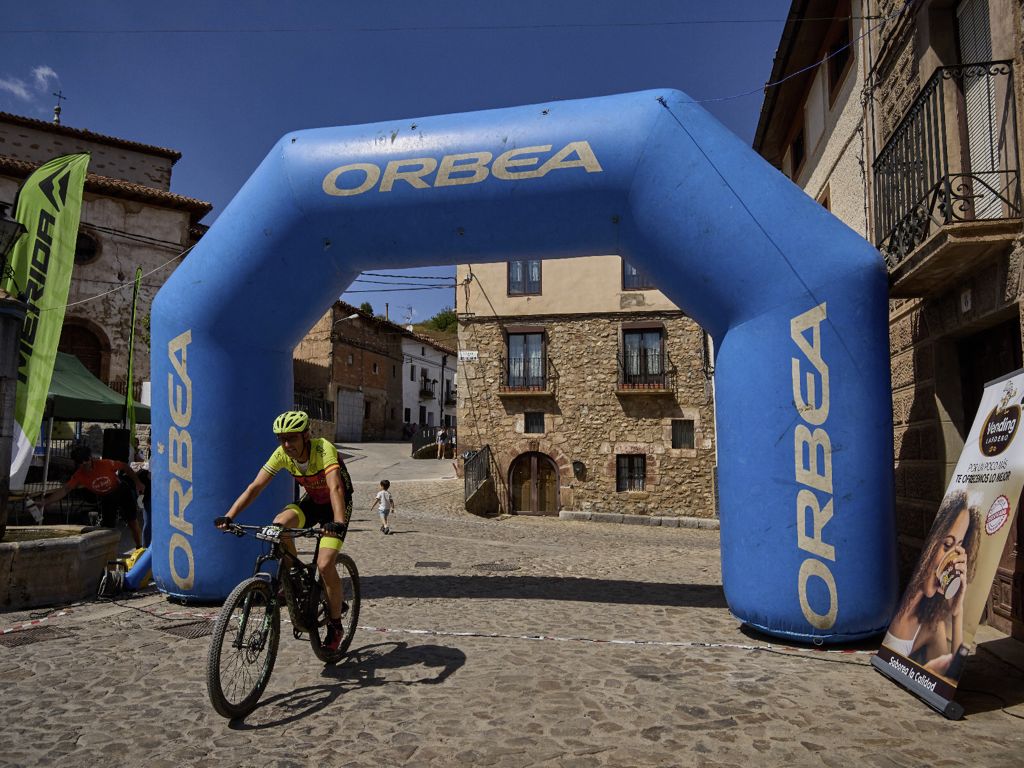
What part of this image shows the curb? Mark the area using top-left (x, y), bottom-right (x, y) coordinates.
top-left (559, 510), bottom-right (719, 530)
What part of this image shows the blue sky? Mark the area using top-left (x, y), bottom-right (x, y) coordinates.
top-left (0, 1), bottom-right (792, 323)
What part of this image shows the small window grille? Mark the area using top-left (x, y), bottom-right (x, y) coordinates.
top-left (672, 419), bottom-right (695, 450)
top-left (524, 412), bottom-right (544, 434)
top-left (616, 454), bottom-right (646, 492)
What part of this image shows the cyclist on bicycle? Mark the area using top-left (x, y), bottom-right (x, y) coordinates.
top-left (215, 411), bottom-right (354, 652)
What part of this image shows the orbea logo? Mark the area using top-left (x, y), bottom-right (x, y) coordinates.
top-left (980, 404), bottom-right (1020, 456)
top-left (322, 141), bottom-right (602, 197)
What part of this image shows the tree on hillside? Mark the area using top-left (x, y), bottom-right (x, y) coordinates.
top-left (426, 306), bottom-right (457, 333)
top-left (359, 301), bottom-right (374, 316)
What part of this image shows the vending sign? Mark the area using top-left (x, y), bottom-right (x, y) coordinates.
top-left (873, 369), bottom-right (1024, 719)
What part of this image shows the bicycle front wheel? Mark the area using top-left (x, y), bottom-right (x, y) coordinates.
top-left (206, 577), bottom-right (280, 719)
top-left (309, 552), bottom-right (361, 663)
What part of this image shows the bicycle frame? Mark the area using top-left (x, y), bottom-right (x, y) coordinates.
top-left (228, 524), bottom-right (327, 641)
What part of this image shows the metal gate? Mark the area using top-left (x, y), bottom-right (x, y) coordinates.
top-left (335, 389), bottom-right (363, 441)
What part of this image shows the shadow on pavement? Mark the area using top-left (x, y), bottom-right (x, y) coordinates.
top-left (229, 640), bottom-right (465, 729)
top-left (361, 574), bottom-right (727, 608)
top-left (958, 638), bottom-right (1024, 717)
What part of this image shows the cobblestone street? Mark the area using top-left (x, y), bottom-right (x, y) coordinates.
top-left (1, 474), bottom-right (1023, 767)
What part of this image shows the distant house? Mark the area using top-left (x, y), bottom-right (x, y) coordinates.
top-left (293, 301), bottom-right (455, 441)
top-left (0, 111), bottom-right (211, 392)
top-left (401, 333), bottom-right (456, 430)
top-left (455, 256), bottom-right (716, 518)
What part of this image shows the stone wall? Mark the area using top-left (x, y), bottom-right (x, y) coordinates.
top-left (293, 304), bottom-right (406, 441)
top-left (889, 241), bottom-right (1024, 580)
top-left (0, 120), bottom-right (175, 190)
top-left (457, 312), bottom-right (716, 518)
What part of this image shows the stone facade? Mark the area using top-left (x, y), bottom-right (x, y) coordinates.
top-left (0, 113), bottom-right (210, 391)
top-left (0, 112), bottom-right (177, 190)
top-left (457, 311), bottom-right (716, 518)
top-left (888, 244), bottom-right (1024, 573)
top-left (293, 302), bottom-right (405, 442)
top-left (755, 0), bottom-right (1024, 637)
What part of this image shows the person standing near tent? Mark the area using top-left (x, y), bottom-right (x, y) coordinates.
top-left (37, 445), bottom-right (145, 548)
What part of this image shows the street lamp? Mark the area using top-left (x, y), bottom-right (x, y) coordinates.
top-left (333, 312), bottom-right (359, 328)
top-left (0, 204), bottom-right (27, 293)
top-left (0, 202), bottom-right (27, 540)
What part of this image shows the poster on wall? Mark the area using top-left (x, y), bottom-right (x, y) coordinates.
top-left (872, 368), bottom-right (1024, 719)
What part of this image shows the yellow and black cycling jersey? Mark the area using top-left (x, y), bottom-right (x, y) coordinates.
top-left (262, 437), bottom-right (352, 505)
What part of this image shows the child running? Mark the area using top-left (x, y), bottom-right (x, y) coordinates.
top-left (372, 479), bottom-right (396, 535)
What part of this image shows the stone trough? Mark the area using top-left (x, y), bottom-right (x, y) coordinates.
top-left (0, 526), bottom-right (121, 610)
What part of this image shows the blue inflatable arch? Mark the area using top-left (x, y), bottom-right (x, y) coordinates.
top-left (151, 89), bottom-right (897, 643)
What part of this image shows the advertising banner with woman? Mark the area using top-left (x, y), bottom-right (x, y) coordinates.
top-left (873, 369), bottom-right (1024, 718)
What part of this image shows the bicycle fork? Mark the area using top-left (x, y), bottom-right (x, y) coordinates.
top-left (232, 589), bottom-right (273, 651)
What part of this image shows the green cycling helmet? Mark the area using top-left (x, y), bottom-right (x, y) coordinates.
top-left (272, 410), bottom-right (310, 434)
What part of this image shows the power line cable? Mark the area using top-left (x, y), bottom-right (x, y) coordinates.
top-left (0, 16), bottom-right (888, 36)
top-left (693, 0), bottom-right (910, 103)
top-left (343, 285), bottom-right (455, 294)
top-left (361, 271), bottom-right (456, 280)
top-left (45, 244), bottom-right (193, 311)
top-left (353, 278), bottom-right (455, 287)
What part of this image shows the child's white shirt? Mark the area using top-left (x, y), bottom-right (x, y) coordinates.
top-left (375, 489), bottom-right (393, 512)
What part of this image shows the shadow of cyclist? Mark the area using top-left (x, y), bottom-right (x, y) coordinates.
top-left (228, 640), bottom-right (465, 729)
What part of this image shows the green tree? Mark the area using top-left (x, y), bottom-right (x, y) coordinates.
top-left (359, 301), bottom-right (374, 316)
top-left (426, 306), bottom-right (457, 333)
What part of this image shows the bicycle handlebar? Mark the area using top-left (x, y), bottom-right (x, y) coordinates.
top-left (219, 522), bottom-right (331, 540)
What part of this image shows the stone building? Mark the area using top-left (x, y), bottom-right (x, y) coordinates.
top-left (455, 255), bottom-right (716, 518)
top-left (292, 300), bottom-right (456, 441)
top-left (294, 301), bottom-right (405, 441)
top-left (754, 0), bottom-right (1023, 638)
top-left (0, 111), bottom-right (211, 391)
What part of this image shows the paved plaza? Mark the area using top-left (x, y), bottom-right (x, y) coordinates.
top-left (0, 445), bottom-right (1022, 766)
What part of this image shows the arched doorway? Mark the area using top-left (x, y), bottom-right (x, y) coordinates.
top-left (509, 452), bottom-right (559, 516)
top-left (58, 321), bottom-right (107, 379)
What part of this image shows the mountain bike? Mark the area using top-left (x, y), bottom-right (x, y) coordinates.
top-left (206, 522), bottom-right (361, 719)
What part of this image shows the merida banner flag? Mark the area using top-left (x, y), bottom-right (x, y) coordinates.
top-left (873, 368), bottom-right (1024, 719)
top-left (2, 153), bottom-right (90, 488)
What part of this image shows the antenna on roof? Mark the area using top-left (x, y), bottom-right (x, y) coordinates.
top-left (52, 90), bottom-right (67, 125)
top-left (402, 305), bottom-right (414, 324)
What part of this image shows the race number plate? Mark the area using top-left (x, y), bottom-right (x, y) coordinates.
top-left (256, 525), bottom-right (283, 542)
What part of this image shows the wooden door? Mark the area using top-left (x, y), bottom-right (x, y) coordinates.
top-left (509, 452), bottom-right (559, 516)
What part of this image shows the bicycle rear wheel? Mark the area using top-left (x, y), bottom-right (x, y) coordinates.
top-left (206, 577), bottom-right (280, 719)
top-left (309, 552), bottom-right (361, 663)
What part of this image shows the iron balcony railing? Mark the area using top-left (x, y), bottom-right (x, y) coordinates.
top-left (444, 389), bottom-right (457, 406)
top-left (463, 445), bottom-right (491, 502)
top-left (293, 392), bottom-right (334, 422)
top-left (499, 356), bottom-right (549, 391)
top-left (617, 351), bottom-right (674, 391)
top-left (874, 61), bottom-right (1021, 269)
top-left (418, 378), bottom-right (436, 398)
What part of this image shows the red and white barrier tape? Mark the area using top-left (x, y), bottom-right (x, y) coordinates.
top-left (0, 611), bottom-right (69, 635)
top-left (354, 625), bottom-right (876, 655)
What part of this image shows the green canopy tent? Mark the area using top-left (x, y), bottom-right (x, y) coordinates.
top-left (46, 352), bottom-right (150, 424)
top-left (25, 353), bottom-right (150, 498)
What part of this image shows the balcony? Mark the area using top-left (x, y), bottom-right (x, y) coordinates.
top-left (418, 379), bottom-right (436, 398)
top-left (616, 351), bottom-right (674, 394)
top-left (498, 356), bottom-right (551, 395)
top-left (874, 61), bottom-right (1021, 297)
top-left (444, 389), bottom-right (457, 406)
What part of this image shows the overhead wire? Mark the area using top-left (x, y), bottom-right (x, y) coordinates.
top-left (17, 1), bottom-right (912, 313)
top-left (0, 15), bottom-right (888, 36)
top-left (693, 0), bottom-right (911, 103)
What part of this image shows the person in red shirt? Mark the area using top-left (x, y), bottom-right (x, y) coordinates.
top-left (39, 445), bottom-right (145, 548)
